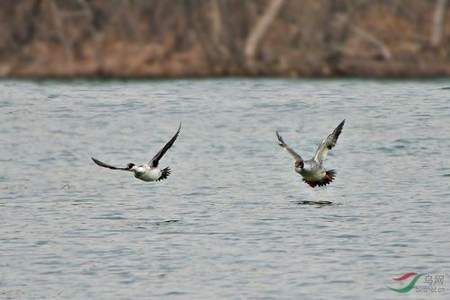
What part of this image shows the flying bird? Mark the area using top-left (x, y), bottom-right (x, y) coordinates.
top-left (92, 124), bottom-right (181, 182)
top-left (276, 120), bottom-right (345, 188)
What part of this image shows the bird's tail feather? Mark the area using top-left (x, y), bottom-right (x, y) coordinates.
top-left (157, 167), bottom-right (171, 181)
top-left (303, 169), bottom-right (336, 188)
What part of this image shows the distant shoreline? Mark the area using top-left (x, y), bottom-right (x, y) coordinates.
top-left (3, 1), bottom-right (450, 78)
top-left (2, 74), bottom-right (450, 80)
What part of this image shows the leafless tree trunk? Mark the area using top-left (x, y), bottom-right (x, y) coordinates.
top-left (323, 3), bottom-right (352, 74)
top-left (47, 0), bottom-right (74, 70)
top-left (431, 0), bottom-right (447, 47)
top-left (77, 0), bottom-right (103, 72)
top-left (210, 0), bottom-right (223, 42)
top-left (209, 0), bottom-right (230, 61)
top-left (244, 0), bottom-right (285, 67)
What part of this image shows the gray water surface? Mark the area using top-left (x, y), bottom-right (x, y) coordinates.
top-left (1, 79), bottom-right (449, 299)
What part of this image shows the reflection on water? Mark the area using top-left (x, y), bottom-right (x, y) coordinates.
top-left (1, 79), bottom-right (449, 299)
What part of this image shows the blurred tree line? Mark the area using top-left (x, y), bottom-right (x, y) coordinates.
top-left (1, 0), bottom-right (449, 77)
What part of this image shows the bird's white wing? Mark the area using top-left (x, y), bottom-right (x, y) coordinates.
top-left (276, 131), bottom-right (303, 162)
top-left (314, 120), bottom-right (345, 164)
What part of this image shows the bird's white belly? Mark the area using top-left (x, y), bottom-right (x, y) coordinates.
top-left (299, 169), bottom-right (325, 181)
top-left (135, 168), bottom-right (161, 182)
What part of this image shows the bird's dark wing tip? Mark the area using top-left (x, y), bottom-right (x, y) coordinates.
top-left (150, 124), bottom-right (182, 167)
top-left (174, 122), bottom-right (182, 136)
top-left (91, 157), bottom-right (109, 168)
top-left (275, 131), bottom-right (284, 145)
top-left (331, 120), bottom-right (345, 143)
top-left (91, 157), bottom-right (128, 170)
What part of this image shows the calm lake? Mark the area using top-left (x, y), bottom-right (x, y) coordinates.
top-left (1, 79), bottom-right (449, 299)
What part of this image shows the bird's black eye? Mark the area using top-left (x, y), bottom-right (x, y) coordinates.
top-left (128, 163), bottom-right (135, 168)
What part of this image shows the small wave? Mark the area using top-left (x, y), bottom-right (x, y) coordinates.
top-left (297, 200), bottom-right (334, 206)
top-left (92, 215), bottom-right (127, 220)
top-left (154, 219), bottom-right (179, 225)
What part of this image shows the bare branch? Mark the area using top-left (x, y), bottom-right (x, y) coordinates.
top-left (244, 0), bottom-right (285, 67)
top-left (351, 26), bottom-right (392, 60)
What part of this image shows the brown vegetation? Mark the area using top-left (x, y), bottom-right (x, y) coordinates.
top-left (1, 0), bottom-right (450, 77)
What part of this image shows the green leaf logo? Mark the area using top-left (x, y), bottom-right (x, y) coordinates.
top-left (388, 273), bottom-right (423, 293)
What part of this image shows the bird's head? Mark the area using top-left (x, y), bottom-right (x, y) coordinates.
top-left (295, 160), bottom-right (304, 169)
top-left (127, 163), bottom-right (136, 170)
